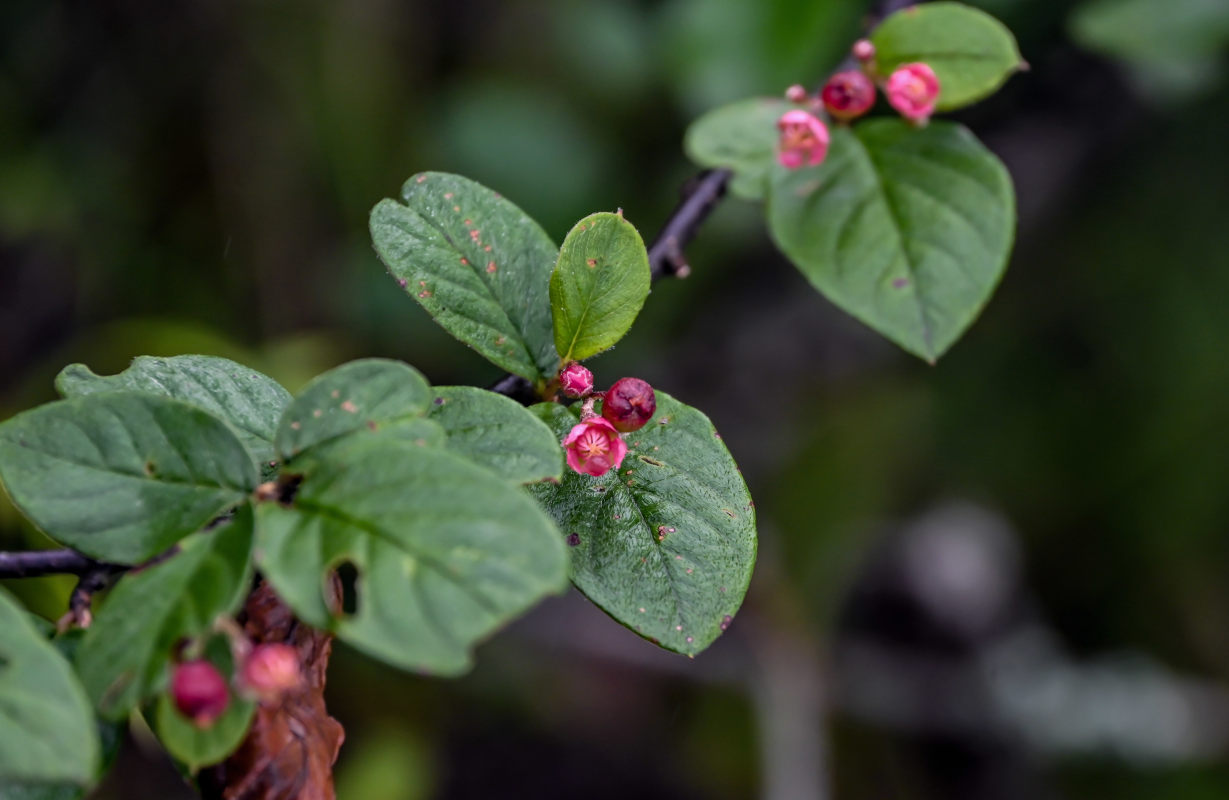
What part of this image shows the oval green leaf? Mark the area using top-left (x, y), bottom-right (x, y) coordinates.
top-left (75, 507), bottom-right (255, 720)
top-left (254, 439), bottom-right (568, 675)
top-left (0, 393), bottom-right (257, 563)
top-left (275, 359), bottom-right (433, 462)
top-left (684, 96), bottom-right (794, 201)
top-left (0, 587), bottom-right (99, 786)
top-left (871, 2), bottom-right (1025, 111)
top-left (154, 692), bottom-right (254, 773)
top-left (55, 355), bottom-right (291, 470)
top-left (550, 212), bottom-right (651, 364)
top-left (529, 392), bottom-right (757, 657)
top-left (370, 172), bottom-right (559, 383)
top-left (427, 386), bottom-right (562, 484)
top-left (767, 119), bottom-right (1015, 362)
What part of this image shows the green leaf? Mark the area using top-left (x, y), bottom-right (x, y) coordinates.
top-left (154, 693), bottom-right (254, 773)
top-left (549, 212), bottom-right (651, 363)
top-left (427, 386), bottom-right (563, 484)
top-left (75, 506), bottom-right (255, 719)
top-left (529, 393), bottom-right (757, 656)
top-left (370, 172), bottom-right (559, 383)
top-left (0, 393), bottom-right (257, 563)
top-left (871, 2), bottom-right (1024, 111)
top-left (254, 438), bottom-right (567, 675)
top-left (55, 356), bottom-right (292, 469)
top-left (0, 587), bottom-right (99, 786)
top-left (1070, 0), bottom-right (1229, 62)
top-left (275, 359), bottom-right (433, 461)
top-left (152, 637), bottom-right (254, 771)
top-left (767, 119), bottom-right (1015, 362)
top-left (684, 97), bottom-right (794, 201)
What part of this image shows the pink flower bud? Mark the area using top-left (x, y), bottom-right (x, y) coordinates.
top-left (562, 416), bottom-right (628, 477)
top-left (240, 643), bottom-right (303, 701)
top-left (559, 362), bottom-right (594, 398)
top-left (784, 83), bottom-right (808, 104)
top-left (602, 377), bottom-right (657, 433)
top-left (852, 39), bottom-right (875, 63)
top-left (821, 71), bottom-right (876, 121)
top-left (776, 110), bottom-right (830, 169)
top-left (885, 62), bottom-right (940, 122)
top-left (171, 660), bottom-right (230, 727)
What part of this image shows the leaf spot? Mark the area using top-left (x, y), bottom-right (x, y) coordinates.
top-left (290, 421), bottom-right (301, 430)
top-left (341, 400), bottom-right (358, 413)
top-left (312, 409), bottom-right (323, 418)
top-left (486, 261), bottom-right (497, 273)
top-left (566, 533), bottom-right (580, 547)
top-left (892, 277), bottom-right (910, 289)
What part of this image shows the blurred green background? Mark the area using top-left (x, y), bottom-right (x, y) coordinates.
top-left (3, 0), bottom-right (1229, 798)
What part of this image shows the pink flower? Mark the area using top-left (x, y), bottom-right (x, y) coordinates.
top-left (852, 39), bottom-right (876, 63)
top-left (821, 71), bottom-right (876, 121)
top-left (777, 110), bottom-right (830, 169)
top-left (559, 362), bottom-right (594, 398)
top-left (240, 643), bottom-right (303, 701)
top-left (886, 62), bottom-right (940, 121)
top-left (562, 416), bottom-right (627, 477)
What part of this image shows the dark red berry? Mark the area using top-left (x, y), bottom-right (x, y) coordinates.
top-left (821, 70), bottom-right (876, 121)
top-left (171, 659), bottom-right (230, 727)
top-left (601, 377), bottom-right (657, 433)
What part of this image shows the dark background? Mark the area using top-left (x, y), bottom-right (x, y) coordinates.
top-left (3, 0), bottom-right (1229, 797)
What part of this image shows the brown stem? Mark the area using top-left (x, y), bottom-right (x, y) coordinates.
top-left (200, 579), bottom-right (344, 800)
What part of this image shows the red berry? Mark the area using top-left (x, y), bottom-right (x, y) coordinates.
top-left (821, 71), bottom-right (876, 121)
top-left (601, 378), bottom-right (657, 433)
top-left (559, 362), bottom-right (594, 398)
top-left (240, 643), bottom-right (303, 701)
top-left (171, 660), bottom-right (230, 727)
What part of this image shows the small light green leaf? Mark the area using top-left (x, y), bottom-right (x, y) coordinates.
top-left (152, 636), bottom-right (254, 772)
top-left (529, 393), bottom-right (757, 657)
top-left (254, 439), bottom-right (568, 675)
top-left (767, 119), bottom-right (1015, 362)
top-left (154, 693), bottom-right (255, 773)
top-left (684, 97), bottom-right (794, 201)
top-left (370, 172), bottom-right (559, 382)
top-left (871, 2), bottom-right (1024, 111)
top-left (549, 212), bottom-right (651, 364)
top-left (55, 355), bottom-right (292, 469)
top-left (75, 507), bottom-right (255, 720)
top-left (0, 393), bottom-right (257, 563)
top-left (275, 359), bottom-right (433, 461)
top-left (0, 587), bottom-right (99, 786)
top-left (157, 693), bottom-right (255, 776)
top-left (427, 386), bottom-right (562, 485)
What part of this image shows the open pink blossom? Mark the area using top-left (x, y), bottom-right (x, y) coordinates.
top-left (885, 62), bottom-right (940, 121)
top-left (776, 109), bottom-right (830, 169)
top-left (562, 416), bottom-right (627, 477)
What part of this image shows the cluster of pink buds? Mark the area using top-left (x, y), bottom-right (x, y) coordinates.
top-left (171, 642), bottom-right (304, 728)
top-left (559, 372), bottom-right (657, 479)
top-left (776, 40), bottom-right (941, 169)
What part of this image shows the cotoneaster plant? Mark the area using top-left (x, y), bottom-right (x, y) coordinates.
top-left (0, 2), bottom-right (1022, 797)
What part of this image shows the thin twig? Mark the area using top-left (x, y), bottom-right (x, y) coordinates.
top-left (0, 548), bottom-right (109, 578)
